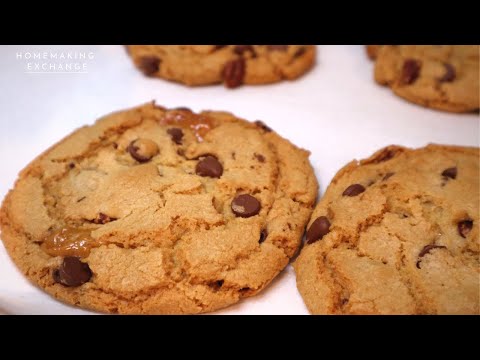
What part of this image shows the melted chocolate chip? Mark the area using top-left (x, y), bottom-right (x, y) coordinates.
top-left (231, 194), bottom-right (261, 218)
top-left (195, 156), bottom-right (223, 178)
top-left (239, 287), bottom-right (252, 295)
top-left (223, 58), bottom-right (245, 88)
top-left (458, 220), bottom-right (473, 238)
top-left (418, 244), bottom-right (446, 258)
top-left (439, 63), bottom-right (456, 82)
top-left (127, 139), bottom-right (159, 163)
top-left (340, 298), bottom-right (349, 306)
top-left (138, 56), bottom-right (161, 76)
top-left (254, 120), bottom-right (272, 132)
top-left (342, 184), bottom-right (366, 197)
top-left (209, 280), bottom-right (224, 291)
top-left (416, 245), bottom-right (447, 269)
top-left (259, 229), bottom-right (268, 243)
top-left (172, 107), bottom-right (192, 112)
top-left (401, 59), bottom-right (421, 85)
top-left (441, 167), bottom-right (457, 179)
top-left (306, 216), bottom-right (331, 244)
top-left (254, 153), bottom-right (265, 162)
top-left (53, 257), bottom-right (92, 287)
top-left (294, 47), bottom-right (306, 57)
top-left (167, 128), bottom-right (184, 144)
top-left (371, 148), bottom-right (400, 163)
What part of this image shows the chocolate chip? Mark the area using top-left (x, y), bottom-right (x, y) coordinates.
top-left (371, 148), bottom-right (400, 163)
top-left (418, 244), bottom-right (446, 258)
top-left (294, 47), bottom-right (306, 57)
top-left (439, 63), bottom-right (456, 82)
top-left (195, 156), bottom-right (223, 178)
top-left (223, 58), bottom-right (245, 88)
top-left (254, 153), bottom-right (265, 163)
top-left (167, 128), bottom-right (184, 144)
top-left (172, 107), bottom-right (192, 112)
top-left (342, 184), bottom-right (365, 197)
top-left (113, 142), bottom-right (118, 149)
top-left (209, 280), bottom-right (224, 291)
top-left (127, 139), bottom-right (159, 163)
top-left (458, 220), bottom-right (473, 238)
top-left (259, 229), bottom-right (268, 243)
top-left (138, 56), bottom-right (160, 76)
top-left (401, 59), bottom-right (421, 85)
top-left (68, 162), bottom-right (75, 169)
top-left (416, 245), bottom-right (447, 269)
top-left (231, 194), bottom-right (261, 218)
top-left (441, 167), bottom-right (457, 179)
top-left (383, 172), bottom-right (395, 181)
top-left (267, 45), bottom-right (288, 51)
top-left (92, 213), bottom-right (116, 225)
top-left (254, 120), bottom-right (272, 132)
top-left (306, 216), bottom-right (331, 244)
top-left (234, 45), bottom-right (255, 56)
top-left (53, 257), bottom-right (92, 287)
top-left (239, 287), bottom-right (252, 295)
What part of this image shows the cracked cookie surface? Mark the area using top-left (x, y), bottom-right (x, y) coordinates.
top-left (0, 102), bottom-right (318, 314)
top-left (294, 144), bottom-right (479, 314)
top-left (126, 45), bottom-right (316, 88)
top-left (370, 45), bottom-right (479, 113)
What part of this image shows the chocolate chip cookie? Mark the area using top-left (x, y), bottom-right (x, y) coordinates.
top-left (0, 102), bottom-right (318, 314)
top-left (294, 144), bottom-right (479, 314)
top-left (126, 45), bottom-right (316, 88)
top-left (369, 45), bottom-right (479, 112)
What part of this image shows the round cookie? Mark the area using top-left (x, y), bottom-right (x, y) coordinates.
top-left (371, 45), bottom-right (479, 113)
top-left (294, 144), bottom-right (479, 314)
top-left (0, 102), bottom-right (318, 314)
top-left (126, 45), bottom-right (316, 88)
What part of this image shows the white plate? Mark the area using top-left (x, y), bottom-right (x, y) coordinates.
top-left (0, 45), bottom-right (478, 315)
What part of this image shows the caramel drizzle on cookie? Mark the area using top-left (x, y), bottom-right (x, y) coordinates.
top-left (42, 227), bottom-right (103, 258)
top-left (160, 110), bottom-right (215, 142)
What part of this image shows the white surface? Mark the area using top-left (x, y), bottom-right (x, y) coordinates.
top-left (0, 45), bottom-right (478, 315)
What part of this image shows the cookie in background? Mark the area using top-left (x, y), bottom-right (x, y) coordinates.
top-left (126, 45), bottom-right (316, 88)
top-left (367, 45), bottom-right (479, 113)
